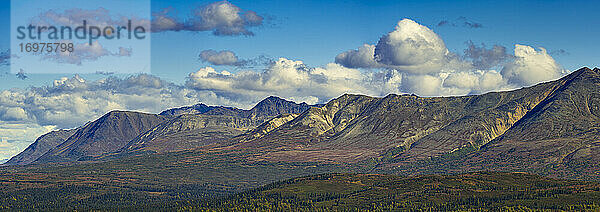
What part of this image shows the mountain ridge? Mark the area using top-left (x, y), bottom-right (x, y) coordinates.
top-left (6, 67), bottom-right (600, 181)
top-left (33, 111), bottom-right (168, 163)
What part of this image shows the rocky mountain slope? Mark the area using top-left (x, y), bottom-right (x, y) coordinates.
top-left (116, 96), bottom-right (313, 154)
top-left (33, 111), bottom-right (167, 163)
top-left (7, 67), bottom-right (600, 181)
top-left (120, 114), bottom-right (253, 153)
top-left (458, 67), bottom-right (600, 177)
top-left (235, 67), bottom-right (600, 177)
top-left (4, 129), bottom-right (76, 165)
top-left (8, 96), bottom-right (315, 164)
top-left (160, 96), bottom-right (311, 125)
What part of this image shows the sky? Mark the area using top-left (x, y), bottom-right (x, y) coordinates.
top-left (0, 0), bottom-right (598, 162)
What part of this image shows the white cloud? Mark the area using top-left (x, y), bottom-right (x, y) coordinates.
top-left (336, 19), bottom-right (470, 74)
top-left (501, 44), bottom-right (563, 86)
top-left (335, 18), bottom-right (566, 96)
top-left (41, 41), bottom-right (132, 65)
top-left (0, 74), bottom-right (240, 129)
top-left (1, 107), bottom-right (28, 121)
top-left (35, 8), bottom-right (121, 28)
top-left (0, 122), bottom-right (56, 162)
top-left (199, 50), bottom-right (241, 66)
top-left (186, 58), bottom-right (400, 104)
top-left (335, 44), bottom-right (379, 68)
top-left (151, 1), bottom-right (264, 36)
top-left (374, 19), bottom-right (455, 73)
top-left (401, 74), bottom-right (443, 96)
top-left (464, 41), bottom-right (512, 70)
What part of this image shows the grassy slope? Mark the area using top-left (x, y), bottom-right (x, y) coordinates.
top-left (1, 150), bottom-right (599, 211)
top-left (0, 150), bottom-right (350, 210)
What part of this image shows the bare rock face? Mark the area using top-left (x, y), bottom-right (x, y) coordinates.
top-left (34, 111), bottom-right (167, 163)
top-left (241, 113), bottom-right (300, 140)
top-left (4, 129), bottom-right (76, 165)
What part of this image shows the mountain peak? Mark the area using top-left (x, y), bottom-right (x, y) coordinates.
top-left (255, 96), bottom-right (293, 105)
top-left (103, 110), bottom-right (146, 117)
top-left (252, 96), bottom-right (305, 110)
top-left (159, 103), bottom-right (214, 116)
top-left (34, 111), bottom-right (167, 163)
top-left (572, 67), bottom-right (600, 76)
top-left (248, 96), bottom-right (310, 118)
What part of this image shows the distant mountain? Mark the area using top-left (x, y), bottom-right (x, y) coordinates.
top-left (236, 68), bottom-right (600, 180)
top-left (245, 96), bottom-right (311, 119)
top-left (160, 96), bottom-right (311, 124)
top-left (7, 96), bottom-right (315, 164)
top-left (33, 111), bottom-right (167, 163)
top-left (158, 103), bottom-right (234, 116)
top-left (2, 67), bottom-right (600, 210)
top-left (7, 68), bottom-right (600, 180)
top-left (4, 129), bottom-right (76, 165)
top-left (120, 114), bottom-right (252, 154)
top-left (116, 96), bottom-right (313, 154)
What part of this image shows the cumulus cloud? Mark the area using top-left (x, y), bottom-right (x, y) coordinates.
top-left (401, 74), bottom-right (443, 96)
top-left (117, 47), bottom-right (132, 57)
top-left (198, 50), bottom-right (274, 68)
top-left (42, 41), bottom-right (131, 65)
top-left (443, 70), bottom-right (510, 93)
top-left (464, 41), bottom-right (513, 70)
top-left (151, 1), bottom-right (264, 36)
top-left (335, 18), bottom-right (566, 96)
top-left (0, 74), bottom-right (237, 129)
top-left (199, 50), bottom-right (242, 66)
top-left (335, 44), bottom-right (379, 69)
top-left (501, 44), bottom-right (563, 86)
top-left (336, 19), bottom-right (469, 74)
top-left (1, 107), bottom-right (29, 121)
top-left (374, 19), bottom-right (458, 73)
top-left (186, 58), bottom-right (401, 104)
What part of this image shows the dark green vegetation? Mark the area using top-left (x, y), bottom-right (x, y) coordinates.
top-left (191, 172), bottom-right (600, 211)
top-left (2, 169), bottom-right (599, 211)
top-left (2, 67), bottom-right (600, 210)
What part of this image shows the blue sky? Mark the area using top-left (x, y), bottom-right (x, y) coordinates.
top-left (1, 0), bottom-right (599, 87)
top-left (0, 0), bottom-right (599, 161)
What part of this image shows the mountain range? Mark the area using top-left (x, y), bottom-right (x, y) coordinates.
top-left (5, 67), bottom-right (600, 181)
